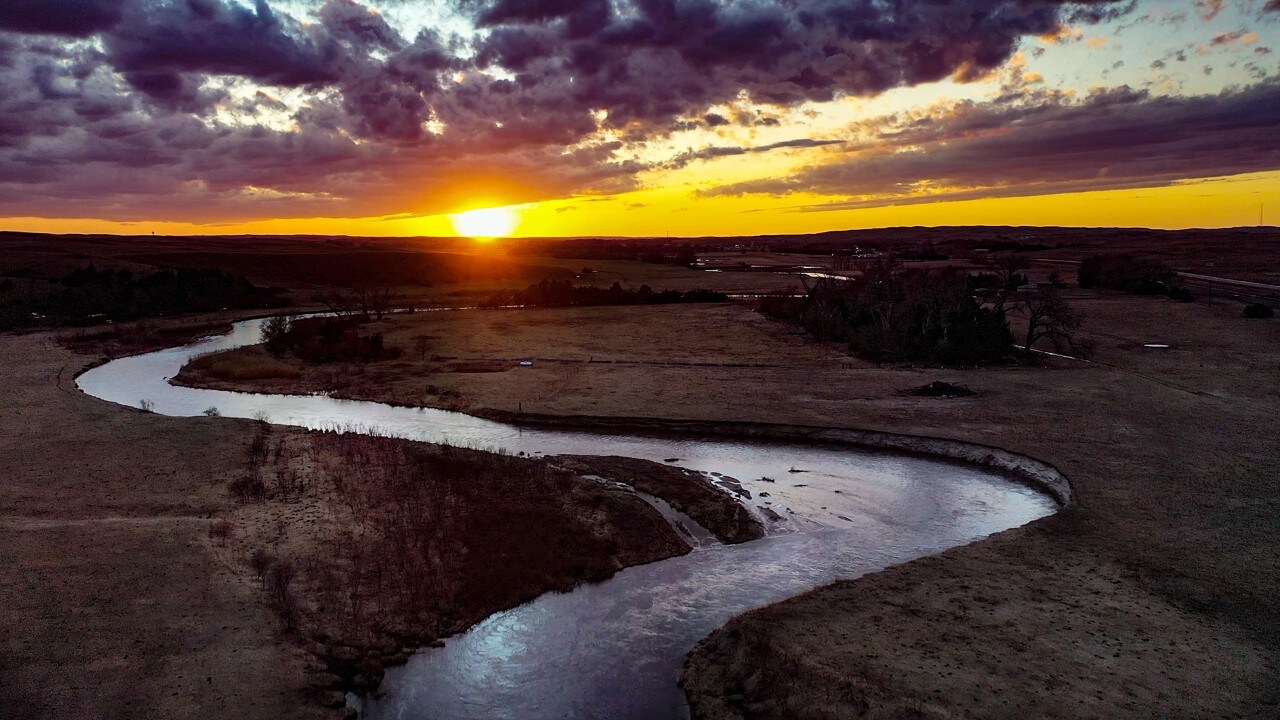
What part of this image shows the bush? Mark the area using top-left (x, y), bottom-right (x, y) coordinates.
top-left (1243, 303), bottom-right (1275, 319)
top-left (229, 473), bottom-right (266, 501)
top-left (266, 557), bottom-right (300, 632)
top-left (208, 519), bottom-right (234, 544)
top-left (271, 316), bottom-right (402, 364)
top-left (260, 315), bottom-right (294, 356)
top-left (1167, 286), bottom-right (1194, 303)
top-left (250, 548), bottom-right (274, 585)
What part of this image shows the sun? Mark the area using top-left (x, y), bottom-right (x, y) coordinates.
top-left (449, 206), bottom-right (520, 239)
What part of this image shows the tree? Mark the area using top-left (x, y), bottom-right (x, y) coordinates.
top-left (1018, 286), bottom-right (1082, 355)
top-left (315, 286), bottom-right (398, 322)
top-left (413, 335), bottom-right (430, 360)
top-left (984, 253), bottom-right (1029, 313)
top-left (857, 254), bottom-right (905, 341)
top-left (260, 314), bottom-right (293, 357)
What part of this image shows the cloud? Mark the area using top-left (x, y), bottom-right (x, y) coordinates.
top-left (0, 0), bottom-right (127, 37)
top-left (666, 138), bottom-right (845, 170)
top-left (104, 0), bottom-right (346, 99)
top-left (0, 0), bottom-right (1201, 223)
top-left (1196, 0), bottom-right (1225, 21)
top-left (703, 80), bottom-right (1280, 210)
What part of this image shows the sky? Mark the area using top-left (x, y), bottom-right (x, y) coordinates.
top-left (1, 0), bottom-right (1278, 237)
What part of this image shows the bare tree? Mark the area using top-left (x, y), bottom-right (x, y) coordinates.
top-left (985, 253), bottom-right (1029, 313)
top-left (858, 254), bottom-right (905, 340)
top-left (413, 335), bottom-right (430, 361)
top-left (313, 291), bottom-right (363, 323)
top-left (1018, 286), bottom-right (1082, 355)
top-left (315, 286), bottom-right (399, 322)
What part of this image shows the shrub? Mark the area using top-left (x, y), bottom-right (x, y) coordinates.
top-left (1243, 303), bottom-right (1275, 319)
top-left (249, 548), bottom-right (274, 585)
top-left (1167, 286), bottom-right (1194, 303)
top-left (208, 519), bottom-right (234, 544)
top-left (260, 315), bottom-right (294, 356)
top-left (229, 472), bottom-right (266, 501)
top-left (266, 557), bottom-right (300, 632)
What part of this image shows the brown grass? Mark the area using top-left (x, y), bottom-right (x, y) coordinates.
top-left (58, 317), bottom-right (232, 357)
top-left (185, 346), bottom-right (302, 381)
top-left (218, 428), bottom-right (690, 693)
top-left (177, 291), bottom-right (1280, 718)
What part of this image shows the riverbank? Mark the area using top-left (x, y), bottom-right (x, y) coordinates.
top-left (0, 328), bottom-right (707, 719)
top-left (215, 428), bottom-right (692, 705)
top-left (174, 295), bottom-right (1279, 717)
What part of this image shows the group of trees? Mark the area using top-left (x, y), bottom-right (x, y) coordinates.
top-left (533, 238), bottom-right (702, 266)
top-left (313, 286), bottom-right (399, 322)
top-left (1077, 254), bottom-right (1193, 302)
top-left (261, 315), bottom-right (400, 364)
top-left (760, 254), bottom-right (1082, 365)
top-left (0, 264), bottom-right (284, 330)
top-left (481, 279), bottom-right (728, 309)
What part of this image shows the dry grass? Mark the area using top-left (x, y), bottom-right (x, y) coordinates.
top-left (57, 317), bottom-right (233, 357)
top-left (216, 427), bottom-right (690, 693)
top-left (178, 289), bottom-right (1280, 718)
top-left (185, 346), bottom-right (302, 381)
top-left (0, 332), bottom-right (327, 720)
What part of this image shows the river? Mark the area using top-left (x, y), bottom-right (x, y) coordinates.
top-left (76, 315), bottom-right (1057, 720)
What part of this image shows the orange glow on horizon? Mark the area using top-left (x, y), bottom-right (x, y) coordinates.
top-left (448, 205), bottom-right (522, 240)
top-left (4, 171), bottom-right (1277, 238)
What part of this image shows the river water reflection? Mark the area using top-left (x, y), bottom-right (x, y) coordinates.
top-left (77, 316), bottom-right (1056, 720)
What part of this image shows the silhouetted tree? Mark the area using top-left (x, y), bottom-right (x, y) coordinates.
top-left (983, 253), bottom-right (1030, 313)
top-left (260, 315), bottom-right (293, 357)
top-left (1018, 286), bottom-right (1082, 355)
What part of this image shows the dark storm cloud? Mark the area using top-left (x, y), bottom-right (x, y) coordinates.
top-left (104, 0), bottom-right (344, 97)
top-left (705, 81), bottom-right (1280, 209)
top-left (317, 0), bottom-right (404, 50)
top-left (477, 0), bottom-right (605, 26)
top-left (0, 0), bottom-right (1171, 222)
top-left (0, 0), bottom-right (127, 37)
top-left (463, 0), bottom-right (1129, 137)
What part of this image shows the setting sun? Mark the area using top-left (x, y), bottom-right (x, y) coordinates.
top-left (450, 206), bottom-right (520, 239)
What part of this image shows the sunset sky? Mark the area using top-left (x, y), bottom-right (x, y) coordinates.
top-left (2, 0), bottom-right (1279, 237)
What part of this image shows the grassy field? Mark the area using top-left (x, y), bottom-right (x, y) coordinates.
top-left (0, 325), bottom-right (696, 718)
top-left (178, 285), bottom-right (1280, 718)
top-left (4, 232), bottom-right (1279, 719)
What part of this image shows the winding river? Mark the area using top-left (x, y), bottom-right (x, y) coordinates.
top-left (77, 315), bottom-right (1057, 720)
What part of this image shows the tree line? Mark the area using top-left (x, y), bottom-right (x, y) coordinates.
top-left (480, 279), bottom-right (729, 308)
top-left (760, 255), bottom-right (1081, 365)
top-left (0, 264), bottom-right (284, 330)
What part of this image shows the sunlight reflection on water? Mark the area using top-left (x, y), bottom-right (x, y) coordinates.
top-left (77, 316), bottom-right (1056, 720)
